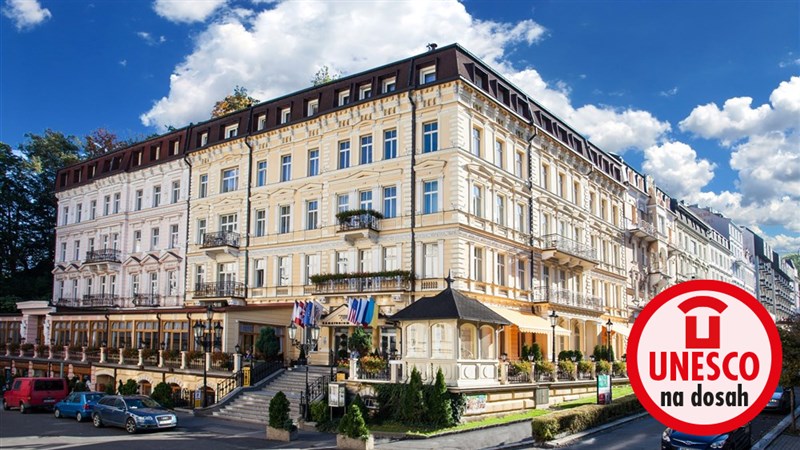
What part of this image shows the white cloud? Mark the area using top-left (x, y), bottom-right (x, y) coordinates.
top-left (659, 86), bottom-right (678, 97)
top-left (642, 141), bottom-right (716, 199)
top-left (153, 0), bottom-right (227, 23)
top-left (119, 59), bottom-right (127, 67)
top-left (136, 31), bottom-right (166, 46)
top-left (767, 233), bottom-right (800, 255)
top-left (2, 0), bottom-right (51, 30)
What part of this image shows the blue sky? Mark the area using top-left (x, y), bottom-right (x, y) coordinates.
top-left (2, 0), bottom-right (798, 252)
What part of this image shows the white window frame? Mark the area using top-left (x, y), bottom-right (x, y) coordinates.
top-left (307, 99), bottom-right (319, 116)
top-left (280, 107), bottom-right (291, 124)
top-left (420, 65), bottom-right (436, 84)
top-left (224, 124), bottom-right (238, 139)
top-left (382, 77), bottom-right (396, 93)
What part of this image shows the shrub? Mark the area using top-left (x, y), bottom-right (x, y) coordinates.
top-left (8, 342), bottom-right (20, 353)
top-left (151, 382), bottom-right (174, 409)
top-left (596, 360), bottom-right (612, 374)
top-left (529, 343), bottom-right (543, 361)
top-left (20, 343), bottom-right (33, 352)
top-left (509, 360), bottom-right (531, 376)
top-left (577, 360), bottom-right (593, 374)
top-left (359, 355), bottom-right (387, 374)
top-left (35, 344), bottom-right (48, 354)
top-left (531, 395), bottom-right (643, 441)
top-left (163, 349), bottom-right (180, 360)
top-left (613, 361), bottom-right (627, 377)
top-left (256, 327), bottom-right (280, 360)
top-left (351, 394), bottom-right (369, 420)
top-left (558, 360), bottom-right (576, 379)
top-left (105, 382), bottom-right (116, 395)
top-left (535, 360), bottom-right (556, 375)
top-left (141, 348), bottom-right (157, 359)
top-left (310, 400), bottom-right (328, 423)
top-left (558, 350), bottom-right (584, 362)
top-left (118, 379), bottom-right (138, 395)
top-left (211, 352), bottom-right (230, 365)
top-left (449, 392), bottom-right (466, 424)
top-left (399, 367), bottom-right (425, 423)
top-left (187, 350), bottom-right (204, 361)
top-left (122, 347), bottom-right (137, 359)
top-left (348, 328), bottom-right (372, 356)
top-left (426, 368), bottom-right (453, 427)
top-left (339, 403), bottom-right (369, 439)
top-left (268, 391), bottom-right (292, 430)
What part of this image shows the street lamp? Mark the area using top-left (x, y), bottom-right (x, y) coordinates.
top-left (549, 310), bottom-right (559, 364)
top-left (193, 305), bottom-right (222, 408)
top-left (606, 319), bottom-right (614, 362)
top-left (288, 322), bottom-right (320, 421)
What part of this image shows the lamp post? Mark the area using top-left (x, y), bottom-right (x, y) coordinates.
top-left (549, 310), bottom-right (559, 364)
top-left (193, 305), bottom-right (221, 408)
top-left (606, 319), bottom-right (613, 362)
top-left (288, 322), bottom-right (320, 421)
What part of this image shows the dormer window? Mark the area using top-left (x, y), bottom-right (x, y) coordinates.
top-left (257, 114), bottom-right (266, 130)
top-left (382, 77), bottom-right (396, 93)
top-left (280, 107), bottom-right (291, 124)
top-left (338, 90), bottom-right (350, 107)
top-left (224, 124), bottom-right (238, 139)
top-left (199, 132), bottom-right (208, 147)
top-left (172, 140), bottom-right (180, 155)
top-left (307, 99), bottom-right (319, 117)
top-left (420, 65), bottom-right (436, 84)
top-left (359, 84), bottom-right (372, 100)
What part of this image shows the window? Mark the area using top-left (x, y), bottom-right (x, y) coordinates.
top-left (360, 135), bottom-right (373, 164)
top-left (172, 140), bottom-right (180, 155)
top-left (257, 114), bottom-right (266, 131)
top-left (279, 205), bottom-right (291, 234)
top-left (359, 84), bottom-right (372, 100)
top-left (336, 251), bottom-right (349, 274)
top-left (383, 246), bottom-right (398, 271)
top-left (73, 240), bottom-right (80, 261)
top-left (200, 132), bottom-right (208, 147)
top-left (382, 77), bottom-right (396, 93)
top-left (515, 151), bottom-right (523, 178)
top-left (431, 322), bottom-right (454, 359)
top-left (254, 259), bottom-right (265, 287)
top-left (601, 199), bottom-right (608, 221)
top-left (278, 256), bottom-right (291, 285)
top-left (420, 65), bottom-right (436, 84)
top-left (306, 200), bottom-right (318, 230)
top-left (422, 122), bottom-right (438, 153)
top-left (151, 227), bottom-right (159, 250)
top-left (496, 254), bottom-right (506, 286)
top-left (557, 173), bottom-right (566, 198)
top-left (171, 181), bottom-right (180, 203)
top-left (148, 272), bottom-right (159, 296)
top-left (221, 168), bottom-right (238, 193)
top-left (280, 155), bottom-right (292, 182)
top-left (75, 203), bottom-right (82, 223)
top-left (168, 271), bottom-right (177, 296)
top-left (495, 140), bottom-right (504, 168)
top-left (308, 149), bottom-right (319, 176)
top-left (473, 247), bottom-right (484, 281)
top-left (195, 265), bottom-right (205, 287)
top-left (307, 99), bottom-right (319, 116)
top-left (517, 259), bottom-right (526, 290)
top-left (338, 141), bottom-right (350, 169)
top-left (572, 182), bottom-right (581, 206)
top-left (459, 324), bottom-right (476, 359)
top-left (383, 129), bottom-right (397, 160)
top-left (255, 161), bottom-right (267, 187)
top-left (113, 193), bottom-right (120, 213)
top-left (359, 191), bottom-right (373, 210)
top-left (540, 164), bottom-right (550, 190)
top-left (496, 195), bottom-right (505, 226)
top-left (61, 206), bottom-right (69, 225)
top-left (199, 174), bottom-right (208, 198)
top-left (383, 186), bottom-right (397, 219)
top-left (103, 195), bottom-right (110, 216)
top-left (60, 242), bottom-right (66, 262)
top-left (337, 194), bottom-right (349, 213)
top-left (224, 124), bottom-right (238, 139)
top-left (255, 209), bottom-right (266, 237)
top-left (472, 184), bottom-right (483, 217)
top-left (516, 203), bottom-right (525, 232)
top-left (170, 224), bottom-right (179, 248)
top-left (423, 180), bottom-right (439, 214)
top-left (472, 127), bottom-right (481, 156)
top-left (135, 190), bottom-right (143, 211)
top-left (196, 219), bottom-right (206, 244)
top-left (423, 243), bottom-right (439, 278)
top-left (480, 325), bottom-right (495, 359)
top-left (219, 214), bottom-right (237, 233)
top-left (89, 200), bottom-right (96, 220)
top-left (338, 90), bottom-right (350, 106)
top-left (305, 254), bottom-right (319, 284)
top-left (152, 185), bottom-right (161, 207)
top-left (133, 230), bottom-right (142, 252)
top-left (280, 107), bottom-right (291, 124)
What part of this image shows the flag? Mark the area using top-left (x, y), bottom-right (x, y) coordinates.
top-left (292, 301), bottom-right (301, 325)
top-left (361, 297), bottom-right (375, 327)
top-left (313, 301), bottom-right (324, 325)
top-left (297, 301), bottom-right (306, 327)
top-left (348, 297), bottom-right (359, 324)
top-left (304, 301), bottom-right (314, 326)
top-left (357, 297), bottom-right (369, 325)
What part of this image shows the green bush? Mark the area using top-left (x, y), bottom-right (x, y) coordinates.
top-left (509, 360), bottom-right (531, 376)
top-left (531, 395), bottom-right (643, 441)
top-left (577, 360), bottom-right (593, 374)
top-left (426, 368), bottom-right (453, 427)
top-left (151, 382), bottom-right (174, 409)
top-left (596, 360), bottom-right (612, 374)
top-left (558, 360), bottom-right (576, 379)
top-left (399, 367), bottom-right (425, 423)
top-left (613, 361), bottom-right (627, 376)
top-left (339, 403), bottom-right (369, 439)
top-left (105, 381), bottom-right (116, 395)
top-left (535, 360), bottom-right (555, 375)
top-left (351, 394), bottom-right (369, 420)
top-left (268, 391), bottom-right (292, 430)
top-left (348, 328), bottom-right (372, 356)
top-left (256, 327), bottom-right (280, 360)
top-left (118, 379), bottom-right (138, 395)
top-left (310, 400), bottom-right (328, 423)
top-left (529, 343), bottom-right (542, 361)
top-left (449, 392), bottom-right (466, 424)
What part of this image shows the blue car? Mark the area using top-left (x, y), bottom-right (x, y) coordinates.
top-left (763, 386), bottom-right (790, 413)
top-left (54, 392), bottom-right (105, 422)
top-left (92, 395), bottom-right (177, 434)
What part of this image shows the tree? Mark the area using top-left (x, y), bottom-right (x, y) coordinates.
top-left (83, 128), bottom-right (125, 158)
top-left (311, 65), bottom-right (340, 86)
top-left (118, 379), bottom-right (138, 395)
top-left (338, 403), bottom-right (369, 439)
top-left (256, 327), bottom-right (280, 360)
top-left (151, 382), bottom-right (174, 408)
top-left (779, 313), bottom-right (800, 431)
top-left (268, 391), bottom-right (292, 430)
top-left (426, 368), bottom-right (453, 427)
top-left (399, 367), bottom-right (425, 424)
top-left (211, 86), bottom-right (259, 118)
top-left (348, 327), bottom-right (371, 357)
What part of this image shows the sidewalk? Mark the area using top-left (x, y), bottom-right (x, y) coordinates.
top-left (765, 420), bottom-right (800, 450)
top-left (374, 421), bottom-right (537, 450)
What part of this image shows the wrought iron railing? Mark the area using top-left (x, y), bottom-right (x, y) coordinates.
top-left (531, 287), bottom-right (604, 312)
top-left (540, 233), bottom-right (597, 261)
top-left (85, 350), bottom-right (101, 362)
top-left (85, 248), bottom-right (121, 263)
top-left (313, 275), bottom-right (410, 294)
top-left (217, 371), bottom-right (243, 402)
top-left (625, 219), bottom-right (657, 237)
top-left (201, 231), bottom-right (240, 248)
top-left (357, 364), bottom-right (390, 381)
top-left (80, 294), bottom-right (120, 308)
top-left (338, 214), bottom-right (380, 232)
top-left (187, 356), bottom-right (205, 370)
top-left (249, 360), bottom-right (284, 386)
top-left (194, 281), bottom-right (246, 298)
top-left (507, 369), bottom-right (531, 384)
top-left (556, 369), bottom-right (575, 381)
top-left (132, 294), bottom-right (161, 307)
top-left (172, 389), bottom-right (194, 409)
top-left (300, 374), bottom-right (330, 420)
top-left (211, 355), bottom-right (233, 372)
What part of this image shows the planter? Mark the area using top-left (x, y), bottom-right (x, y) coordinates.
top-left (266, 425), bottom-right (296, 442)
top-left (337, 435), bottom-right (374, 450)
top-left (336, 372), bottom-right (346, 381)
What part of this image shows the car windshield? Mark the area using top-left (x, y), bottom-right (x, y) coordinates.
top-left (126, 398), bottom-right (160, 409)
top-left (85, 393), bottom-right (104, 401)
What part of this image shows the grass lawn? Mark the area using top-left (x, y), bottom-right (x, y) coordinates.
top-left (553, 385), bottom-right (634, 410)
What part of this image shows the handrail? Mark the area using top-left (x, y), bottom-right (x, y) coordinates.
top-left (217, 371), bottom-right (243, 401)
top-left (201, 231), bottom-right (240, 248)
top-left (540, 233), bottom-right (597, 261)
top-left (249, 360), bottom-right (283, 386)
top-left (301, 374), bottom-right (330, 420)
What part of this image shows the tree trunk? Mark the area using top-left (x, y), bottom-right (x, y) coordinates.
top-left (792, 388), bottom-right (797, 432)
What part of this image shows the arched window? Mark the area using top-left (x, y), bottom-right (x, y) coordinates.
top-left (459, 324), bottom-right (477, 360)
top-left (406, 323), bottom-right (428, 358)
top-left (479, 326), bottom-right (495, 360)
top-left (138, 380), bottom-right (152, 396)
top-left (431, 323), bottom-right (454, 359)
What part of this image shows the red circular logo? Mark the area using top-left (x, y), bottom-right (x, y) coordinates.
top-left (628, 280), bottom-right (782, 435)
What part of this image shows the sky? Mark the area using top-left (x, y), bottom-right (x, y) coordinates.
top-left (2, 0), bottom-right (799, 253)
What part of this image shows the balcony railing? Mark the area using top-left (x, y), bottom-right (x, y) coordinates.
top-left (85, 249), bottom-right (121, 263)
top-left (532, 287), bottom-right (605, 312)
top-left (55, 295), bottom-right (119, 308)
top-left (194, 281), bottom-right (246, 298)
top-left (540, 233), bottom-right (597, 261)
top-left (132, 293), bottom-right (161, 307)
top-left (312, 274), bottom-right (411, 294)
top-left (625, 219), bottom-right (657, 238)
top-left (201, 231), bottom-right (240, 249)
top-left (338, 213), bottom-right (381, 232)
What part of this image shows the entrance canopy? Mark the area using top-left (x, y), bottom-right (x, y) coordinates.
top-left (487, 305), bottom-right (570, 336)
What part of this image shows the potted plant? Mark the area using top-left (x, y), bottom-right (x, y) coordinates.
top-left (267, 391), bottom-right (296, 441)
top-left (534, 360), bottom-right (556, 381)
top-left (558, 360), bottom-right (576, 380)
top-left (596, 360), bottom-right (612, 375)
top-left (20, 342), bottom-right (33, 356)
top-left (337, 403), bottom-right (373, 450)
top-left (612, 360), bottom-right (627, 377)
top-left (577, 360), bottom-right (593, 378)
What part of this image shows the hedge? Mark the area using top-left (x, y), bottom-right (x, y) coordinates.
top-left (531, 394), bottom-right (643, 441)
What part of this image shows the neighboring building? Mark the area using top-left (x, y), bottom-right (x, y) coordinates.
top-left (670, 200), bottom-right (710, 283)
top-left (774, 253), bottom-right (796, 321)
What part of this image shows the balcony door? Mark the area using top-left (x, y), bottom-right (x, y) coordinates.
top-left (219, 214), bottom-right (238, 233)
top-left (218, 263), bottom-right (236, 284)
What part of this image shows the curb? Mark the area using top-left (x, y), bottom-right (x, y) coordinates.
top-left (541, 412), bottom-right (649, 448)
top-left (752, 405), bottom-right (800, 450)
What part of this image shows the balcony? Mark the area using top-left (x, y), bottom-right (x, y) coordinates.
top-left (132, 293), bottom-right (162, 307)
top-left (336, 210), bottom-right (381, 244)
top-left (648, 261), bottom-right (671, 290)
top-left (201, 231), bottom-right (240, 257)
top-left (310, 272), bottom-right (411, 294)
top-left (194, 281), bottom-right (246, 301)
top-left (625, 219), bottom-right (657, 243)
top-left (539, 233), bottom-right (598, 270)
top-left (532, 287), bottom-right (605, 314)
top-left (54, 294), bottom-right (120, 309)
top-left (83, 249), bottom-right (121, 272)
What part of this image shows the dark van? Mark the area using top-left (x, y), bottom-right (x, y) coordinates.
top-left (2, 377), bottom-right (69, 413)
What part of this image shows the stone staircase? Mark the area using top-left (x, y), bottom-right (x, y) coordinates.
top-left (212, 365), bottom-right (331, 424)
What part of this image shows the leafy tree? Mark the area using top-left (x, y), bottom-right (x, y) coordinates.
top-left (83, 128), bottom-right (125, 157)
top-left (256, 327), bottom-right (280, 360)
top-left (779, 313), bottom-right (800, 431)
top-left (310, 65), bottom-right (340, 86)
top-left (105, 382), bottom-right (116, 395)
top-left (348, 327), bottom-right (371, 357)
top-left (211, 86), bottom-right (259, 118)
top-left (118, 379), bottom-right (138, 395)
top-left (151, 382), bottom-right (174, 408)
top-left (268, 391), bottom-right (292, 430)
top-left (785, 254), bottom-right (800, 277)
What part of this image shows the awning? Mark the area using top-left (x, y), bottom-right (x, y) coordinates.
top-left (487, 306), bottom-right (570, 336)
top-left (611, 323), bottom-right (632, 338)
top-left (320, 304), bottom-right (379, 327)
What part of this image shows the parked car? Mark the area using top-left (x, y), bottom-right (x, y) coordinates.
top-left (54, 392), bottom-right (105, 422)
top-left (763, 386), bottom-right (790, 413)
top-left (662, 423), bottom-right (751, 449)
top-left (92, 395), bottom-right (177, 433)
top-left (2, 377), bottom-right (69, 413)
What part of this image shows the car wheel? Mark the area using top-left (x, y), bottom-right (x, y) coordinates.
top-left (76, 412), bottom-right (84, 422)
top-left (19, 403), bottom-right (27, 414)
top-left (54, 408), bottom-right (61, 418)
top-left (125, 418), bottom-right (137, 434)
top-left (93, 414), bottom-right (103, 428)
top-left (2, 400), bottom-right (9, 411)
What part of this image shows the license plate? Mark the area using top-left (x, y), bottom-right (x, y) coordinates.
top-left (158, 416), bottom-right (171, 422)
top-left (43, 399), bottom-right (55, 403)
